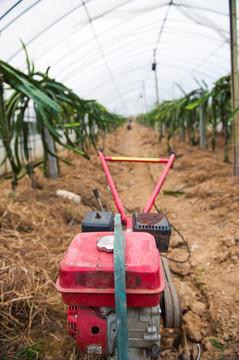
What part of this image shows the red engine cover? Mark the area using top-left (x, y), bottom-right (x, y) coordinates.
top-left (55, 231), bottom-right (165, 307)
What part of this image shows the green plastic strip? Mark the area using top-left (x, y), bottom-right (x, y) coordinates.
top-left (114, 214), bottom-right (129, 360)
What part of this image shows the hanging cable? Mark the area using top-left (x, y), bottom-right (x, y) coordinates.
top-left (154, 202), bottom-right (191, 263)
top-left (162, 223), bottom-right (191, 263)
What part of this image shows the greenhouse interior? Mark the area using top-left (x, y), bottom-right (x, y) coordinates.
top-left (0, 1), bottom-right (239, 360)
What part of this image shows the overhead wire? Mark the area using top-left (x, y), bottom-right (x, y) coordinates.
top-left (0, 0), bottom-right (23, 21)
top-left (176, 6), bottom-right (228, 41)
top-left (191, 40), bottom-right (229, 71)
top-left (2, 1), bottom-right (165, 112)
top-left (0, 1), bottom-right (42, 34)
top-left (179, 40), bottom-right (229, 84)
top-left (52, 8), bottom-right (173, 80)
top-left (45, 1), bottom-right (173, 113)
top-left (81, 0), bottom-right (128, 113)
top-left (76, 60), bottom-right (225, 114)
top-left (0, 0), bottom-right (232, 115)
top-left (138, 0), bottom-right (173, 110)
top-left (139, 10), bottom-right (226, 78)
top-left (154, 0), bottom-right (173, 55)
top-left (6, 1), bottom-right (91, 62)
top-left (74, 48), bottom-right (226, 101)
top-left (64, 43), bottom-right (156, 87)
top-left (142, 0), bottom-right (228, 110)
top-left (31, 0), bottom-right (135, 66)
top-left (173, 3), bottom-right (228, 17)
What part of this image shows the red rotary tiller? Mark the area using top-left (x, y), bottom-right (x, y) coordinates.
top-left (56, 150), bottom-right (182, 360)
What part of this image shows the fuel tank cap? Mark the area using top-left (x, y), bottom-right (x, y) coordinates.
top-left (97, 235), bottom-right (114, 253)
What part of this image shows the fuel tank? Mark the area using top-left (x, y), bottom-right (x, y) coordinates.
top-left (55, 231), bottom-right (165, 307)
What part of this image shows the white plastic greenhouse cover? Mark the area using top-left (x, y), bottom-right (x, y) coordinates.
top-left (0, 0), bottom-right (238, 115)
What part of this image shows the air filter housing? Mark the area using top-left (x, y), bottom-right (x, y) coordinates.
top-left (132, 213), bottom-right (171, 252)
top-left (82, 211), bottom-right (114, 232)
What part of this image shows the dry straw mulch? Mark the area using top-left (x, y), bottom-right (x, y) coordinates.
top-left (0, 192), bottom-right (69, 358)
top-left (0, 144), bottom-right (116, 359)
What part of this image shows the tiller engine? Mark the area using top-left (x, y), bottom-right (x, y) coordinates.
top-left (55, 151), bottom-right (182, 360)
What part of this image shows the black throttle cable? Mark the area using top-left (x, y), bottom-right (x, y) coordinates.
top-left (154, 202), bottom-right (191, 263)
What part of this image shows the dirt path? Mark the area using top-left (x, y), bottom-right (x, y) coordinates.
top-left (1, 123), bottom-right (239, 360)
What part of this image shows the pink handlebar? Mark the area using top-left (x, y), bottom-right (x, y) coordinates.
top-left (143, 152), bottom-right (176, 213)
top-left (98, 150), bottom-right (176, 221)
top-left (104, 156), bottom-right (168, 163)
top-left (98, 150), bottom-right (126, 222)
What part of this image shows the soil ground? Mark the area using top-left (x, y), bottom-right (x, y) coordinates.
top-left (0, 123), bottom-right (239, 360)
